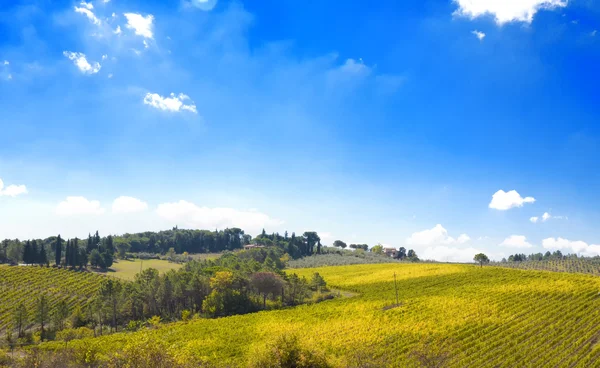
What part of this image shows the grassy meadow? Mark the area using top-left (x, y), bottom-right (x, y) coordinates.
top-left (38, 262), bottom-right (600, 367)
top-left (105, 259), bottom-right (183, 280)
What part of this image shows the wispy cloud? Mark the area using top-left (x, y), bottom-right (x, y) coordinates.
top-left (499, 235), bottom-right (533, 249)
top-left (0, 178), bottom-right (28, 197)
top-left (472, 30), bottom-right (486, 41)
top-left (56, 196), bottom-right (105, 215)
top-left (406, 224), bottom-right (470, 246)
top-left (143, 92), bottom-right (197, 113)
top-left (74, 5), bottom-right (101, 25)
top-left (63, 51), bottom-right (101, 74)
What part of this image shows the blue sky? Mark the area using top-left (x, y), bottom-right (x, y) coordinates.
top-left (1, 0), bottom-right (599, 261)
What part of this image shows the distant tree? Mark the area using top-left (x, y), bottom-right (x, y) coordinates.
top-left (38, 242), bottom-right (48, 266)
top-left (78, 247), bottom-right (88, 268)
top-left (65, 240), bottom-right (71, 267)
top-left (333, 240), bottom-right (347, 249)
top-left (13, 302), bottom-right (28, 338)
top-left (474, 253), bottom-right (490, 268)
top-left (407, 249), bottom-right (419, 262)
top-left (55, 235), bottom-right (63, 266)
top-left (89, 249), bottom-right (103, 268)
top-left (303, 232), bottom-right (321, 256)
top-left (36, 294), bottom-right (49, 341)
top-left (310, 272), bottom-right (327, 292)
top-left (116, 241), bottom-right (131, 259)
top-left (371, 244), bottom-right (384, 255)
top-left (105, 235), bottom-right (114, 255)
top-left (31, 240), bottom-right (38, 265)
top-left (251, 272), bottom-right (284, 308)
top-left (166, 247), bottom-right (176, 261)
top-left (102, 251), bottom-right (114, 269)
top-left (52, 300), bottom-right (69, 331)
top-left (23, 240), bottom-right (32, 265)
top-left (98, 278), bottom-right (122, 332)
top-left (397, 247), bottom-right (407, 260)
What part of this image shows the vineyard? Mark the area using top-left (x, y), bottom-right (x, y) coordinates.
top-left (0, 265), bottom-right (102, 334)
top-left (36, 263), bottom-right (600, 367)
top-left (495, 258), bottom-right (600, 276)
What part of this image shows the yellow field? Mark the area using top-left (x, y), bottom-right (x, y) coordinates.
top-left (41, 263), bottom-right (600, 367)
top-left (106, 259), bottom-right (183, 280)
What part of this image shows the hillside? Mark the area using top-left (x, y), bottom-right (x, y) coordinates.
top-left (0, 266), bottom-right (102, 334)
top-left (495, 258), bottom-right (600, 276)
top-left (37, 263), bottom-right (600, 367)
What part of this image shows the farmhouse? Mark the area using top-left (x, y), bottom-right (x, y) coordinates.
top-left (244, 244), bottom-right (265, 250)
top-left (383, 247), bottom-right (397, 258)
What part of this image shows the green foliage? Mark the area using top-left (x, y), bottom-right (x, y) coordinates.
top-left (250, 334), bottom-right (331, 368)
top-left (370, 244), bottom-right (384, 255)
top-left (288, 247), bottom-right (399, 268)
top-left (474, 253), bottom-right (490, 267)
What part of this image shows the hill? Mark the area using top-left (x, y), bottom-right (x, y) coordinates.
top-left (0, 265), bottom-right (103, 335)
top-left (35, 263), bottom-right (600, 367)
top-left (495, 258), bottom-right (600, 276)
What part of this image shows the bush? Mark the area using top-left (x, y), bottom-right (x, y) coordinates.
top-left (249, 334), bottom-right (331, 368)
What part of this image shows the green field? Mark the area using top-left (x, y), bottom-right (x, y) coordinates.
top-left (38, 263), bottom-right (600, 367)
top-left (105, 259), bottom-right (183, 280)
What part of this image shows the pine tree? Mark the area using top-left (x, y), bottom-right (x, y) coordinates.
top-left (105, 235), bottom-right (114, 255)
top-left (87, 234), bottom-right (94, 253)
top-left (55, 235), bottom-right (63, 267)
top-left (31, 240), bottom-right (38, 265)
top-left (38, 243), bottom-right (47, 266)
top-left (23, 240), bottom-right (31, 265)
top-left (65, 240), bottom-right (71, 267)
top-left (36, 294), bottom-right (49, 341)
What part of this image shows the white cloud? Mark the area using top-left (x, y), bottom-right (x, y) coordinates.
top-left (489, 190), bottom-right (535, 210)
top-left (124, 13), bottom-right (154, 39)
top-left (406, 224), bottom-right (471, 246)
top-left (543, 237), bottom-right (600, 257)
top-left (102, 54), bottom-right (108, 60)
top-left (56, 196), bottom-right (105, 216)
top-left (143, 40), bottom-right (149, 49)
top-left (112, 196), bottom-right (148, 214)
top-left (156, 200), bottom-right (283, 233)
top-left (114, 26), bottom-right (122, 35)
top-left (74, 5), bottom-right (101, 25)
top-left (0, 179), bottom-right (28, 197)
top-left (63, 51), bottom-right (101, 74)
top-left (108, 73), bottom-right (113, 78)
top-left (421, 246), bottom-right (486, 263)
top-left (592, 30), bottom-right (597, 37)
top-left (188, 0), bottom-right (218, 11)
top-left (80, 1), bottom-right (94, 10)
top-left (472, 30), bottom-right (486, 41)
top-left (530, 212), bottom-right (567, 223)
top-left (143, 92), bottom-right (197, 113)
top-left (339, 58), bottom-right (371, 76)
top-left (453, 0), bottom-right (568, 25)
top-left (3, 60), bottom-right (8, 66)
top-left (499, 235), bottom-right (533, 249)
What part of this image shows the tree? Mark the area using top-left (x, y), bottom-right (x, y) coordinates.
top-left (31, 240), bottom-right (38, 265)
top-left (102, 251), bottom-right (114, 269)
top-left (116, 241), bottom-right (131, 259)
top-left (52, 300), bottom-right (70, 331)
top-left (371, 244), bottom-right (384, 255)
top-left (65, 240), bottom-right (71, 267)
top-left (98, 278), bottom-right (122, 332)
top-left (407, 249), bottom-right (419, 261)
top-left (36, 294), bottom-right (49, 341)
top-left (38, 243), bottom-right (48, 266)
top-left (251, 272), bottom-right (284, 308)
top-left (13, 302), bottom-right (28, 338)
top-left (89, 249), bottom-right (103, 268)
top-left (55, 235), bottom-right (63, 266)
top-left (23, 240), bottom-right (32, 265)
top-left (397, 247), bottom-right (407, 260)
top-left (474, 253), bottom-right (490, 268)
top-left (310, 272), bottom-right (327, 292)
top-left (333, 240), bottom-right (347, 249)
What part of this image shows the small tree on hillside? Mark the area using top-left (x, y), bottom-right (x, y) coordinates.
top-left (474, 253), bottom-right (490, 268)
top-left (371, 244), bottom-right (384, 255)
top-left (333, 240), bottom-right (347, 249)
top-left (36, 294), bottom-right (49, 341)
top-left (13, 302), bottom-right (28, 338)
top-left (251, 272), bottom-right (284, 308)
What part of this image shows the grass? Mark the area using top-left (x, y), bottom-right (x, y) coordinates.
top-left (38, 263), bottom-right (600, 367)
top-left (105, 259), bottom-right (183, 280)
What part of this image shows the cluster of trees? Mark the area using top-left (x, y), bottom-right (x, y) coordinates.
top-left (6, 248), bottom-right (331, 344)
top-left (502, 251), bottom-right (579, 263)
top-left (253, 230), bottom-right (323, 258)
top-left (1, 228), bottom-right (331, 266)
top-left (333, 241), bottom-right (420, 261)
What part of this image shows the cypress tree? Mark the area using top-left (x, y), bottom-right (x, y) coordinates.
top-left (23, 240), bottom-right (31, 265)
top-left (65, 240), bottom-right (71, 267)
top-left (38, 244), bottom-right (47, 266)
top-left (87, 234), bottom-right (93, 253)
top-left (55, 235), bottom-right (63, 267)
top-left (31, 240), bottom-right (38, 265)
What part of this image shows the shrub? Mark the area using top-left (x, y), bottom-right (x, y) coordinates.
top-left (249, 334), bottom-right (331, 368)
